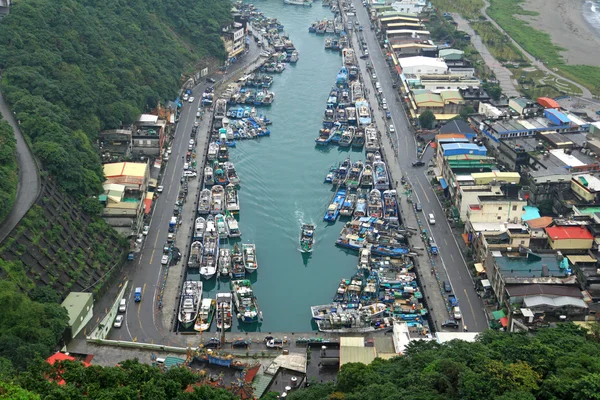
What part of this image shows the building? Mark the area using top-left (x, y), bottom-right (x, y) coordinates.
top-left (571, 174), bottom-right (600, 204)
top-left (386, 29), bottom-right (430, 46)
top-left (390, 0), bottom-right (427, 14)
top-left (412, 90), bottom-right (464, 116)
top-left (466, 195), bottom-right (527, 224)
top-left (0, 0), bottom-right (10, 20)
top-left (404, 74), bottom-right (481, 92)
top-left (378, 15), bottom-right (422, 32)
top-left (545, 225), bottom-right (594, 250)
top-left (222, 22), bottom-right (245, 60)
top-left (392, 42), bottom-right (437, 57)
top-left (99, 129), bottom-right (132, 163)
top-left (454, 173), bottom-right (521, 220)
top-left (508, 98), bottom-right (541, 116)
top-left (132, 114), bottom-right (167, 157)
top-left (399, 56), bottom-right (448, 75)
top-left (469, 223), bottom-right (530, 263)
top-left (61, 292), bottom-right (94, 339)
top-left (438, 48), bottom-right (464, 61)
top-left (339, 337), bottom-right (377, 368)
top-left (101, 162), bottom-right (150, 236)
top-left (439, 120), bottom-right (476, 138)
top-left (459, 87), bottom-right (490, 108)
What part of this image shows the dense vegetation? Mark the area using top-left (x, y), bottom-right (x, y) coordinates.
top-left (289, 324), bottom-right (600, 400)
top-left (0, 0), bottom-right (231, 198)
top-left (0, 118), bottom-right (17, 223)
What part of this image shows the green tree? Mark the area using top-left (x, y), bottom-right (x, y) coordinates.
top-left (418, 110), bottom-right (436, 129)
top-left (459, 105), bottom-right (476, 120)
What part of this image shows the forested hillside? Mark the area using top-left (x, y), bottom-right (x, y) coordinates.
top-left (0, 119), bottom-right (17, 222)
top-left (289, 324), bottom-right (600, 400)
top-left (0, 0), bottom-right (232, 198)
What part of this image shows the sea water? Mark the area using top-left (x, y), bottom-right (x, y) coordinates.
top-left (201, 0), bottom-right (362, 332)
top-left (583, 0), bottom-right (600, 38)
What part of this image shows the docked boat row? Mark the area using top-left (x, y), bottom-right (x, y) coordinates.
top-left (336, 215), bottom-right (408, 256)
top-left (308, 16), bottom-right (345, 35)
top-left (213, 114), bottom-right (271, 141)
top-left (220, 85), bottom-right (276, 107)
top-left (177, 279), bottom-right (231, 333)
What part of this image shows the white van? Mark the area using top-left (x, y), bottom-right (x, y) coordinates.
top-left (183, 162), bottom-right (189, 170)
top-left (428, 213), bottom-right (436, 224)
top-left (375, 82), bottom-right (381, 89)
top-left (119, 299), bottom-right (127, 313)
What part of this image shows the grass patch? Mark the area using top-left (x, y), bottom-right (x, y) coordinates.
top-left (471, 21), bottom-right (525, 62)
top-left (431, 0), bottom-right (485, 20)
top-left (507, 66), bottom-right (583, 97)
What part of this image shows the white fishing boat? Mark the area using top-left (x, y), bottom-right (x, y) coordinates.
top-left (231, 280), bottom-right (260, 323)
top-left (311, 304), bottom-right (343, 320)
top-left (226, 213), bottom-right (241, 237)
top-left (225, 184), bottom-right (240, 214)
top-left (364, 126), bottom-right (379, 152)
top-left (194, 217), bottom-right (206, 241)
top-left (194, 298), bottom-right (216, 332)
top-left (215, 213), bottom-right (229, 239)
top-left (216, 292), bottom-right (233, 331)
top-left (339, 127), bottom-right (354, 147)
top-left (188, 241), bottom-right (203, 268)
top-left (204, 166), bottom-right (214, 186)
top-left (211, 185), bottom-right (224, 214)
top-left (178, 281), bottom-right (203, 329)
top-left (373, 161), bottom-right (390, 190)
top-left (289, 50), bottom-right (299, 63)
top-left (207, 142), bottom-right (218, 160)
top-left (284, 0), bottom-right (313, 5)
top-left (361, 302), bottom-right (388, 318)
top-left (356, 99), bottom-right (371, 126)
top-left (383, 190), bottom-right (399, 224)
top-left (198, 189), bottom-right (211, 215)
top-left (200, 221), bottom-right (219, 280)
top-left (218, 248), bottom-right (232, 278)
top-left (224, 162), bottom-right (241, 186)
top-left (368, 189), bottom-right (383, 218)
top-left (360, 164), bottom-right (374, 188)
top-left (339, 193), bottom-right (357, 217)
top-left (242, 244), bottom-right (258, 273)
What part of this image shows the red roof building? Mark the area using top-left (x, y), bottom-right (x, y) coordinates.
top-left (545, 226), bottom-right (594, 250)
top-left (537, 97), bottom-right (560, 109)
top-left (46, 352), bottom-right (91, 385)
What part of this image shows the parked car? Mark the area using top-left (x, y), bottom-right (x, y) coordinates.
top-left (206, 77), bottom-right (216, 83)
top-left (415, 203), bottom-right (422, 212)
top-left (167, 147), bottom-right (172, 155)
top-left (183, 171), bottom-right (197, 178)
top-left (161, 254), bottom-right (170, 265)
top-left (142, 226), bottom-right (150, 236)
top-left (443, 281), bottom-right (452, 292)
top-left (188, 96), bottom-right (195, 103)
top-left (412, 160), bottom-right (425, 167)
top-left (389, 124), bottom-right (395, 134)
top-left (441, 319), bottom-right (459, 329)
top-left (113, 315), bottom-right (124, 328)
top-left (136, 234), bottom-right (143, 244)
top-left (383, 103), bottom-right (388, 110)
top-left (157, 185), bottom-right (164, 193)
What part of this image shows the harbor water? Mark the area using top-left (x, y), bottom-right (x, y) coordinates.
top-left (200, 0), bottom-right (363, 333)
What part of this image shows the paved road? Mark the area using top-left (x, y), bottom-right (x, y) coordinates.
top-left (479, 0), bottom-right (592, 98)
top-left (0, 93), bottom-right (41, 244)
top-left (352, 0), bottom-right (488, 332)
top-left (109, 42), bottom-right (262, 344)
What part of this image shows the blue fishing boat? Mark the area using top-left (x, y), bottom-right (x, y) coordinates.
top-left (315, 128), bottom-right (334, 145)
top-left (324, 188), bottom-right (346, 222)
top-left (371, 245), bottom-right (410, 258)
top-left (214, 166), bottom-right (229, 185)
top-left (236, 107), bottom-right (244, 118)
top-left (324, 164), bottom-right (338, 183)
top-left (336, 67), bottom-right (348, 87)
top-left (332, 158), bottom-right (351, 186)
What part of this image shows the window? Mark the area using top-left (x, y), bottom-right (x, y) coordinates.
top-left (497, 216), bottom-right (501, 220)
top-left (512, 205), bottom-right (517, 211)
top-left (498, 207), bottom-right (503, 210)
top-left (520, 240), bottom-right (525, 245)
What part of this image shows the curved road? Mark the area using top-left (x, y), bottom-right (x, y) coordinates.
top-left (0, 93), bottom-right (41, 244)
top-left (480, 0), bottom-right (592, 98)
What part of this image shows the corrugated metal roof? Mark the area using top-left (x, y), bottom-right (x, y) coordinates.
top-left (341, 337), bottom-right (364, 347)
top-left (340, 347), bottom-right (377, 367)
top-left (524, 295), bottom-right (587, 309)
top-left (545, 226), bottom-right (593, 240)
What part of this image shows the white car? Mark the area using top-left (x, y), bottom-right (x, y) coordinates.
top-left (184, 171), bottom-right (197, 178)
top-left (383, 103), bottom-right (388, 110)
top-left (113, 315), bottom-right (124, 328)
top-left (136, 234), bottom-right (143, 244)
top-left (161, 254), bottom-right (170, 265)
top-left (167, 147), bottom-right (172, 155)
top-left (382, 98), bottom-right (387, 104)
top-left (157, 185), bottom-right (164, 193)
top-left (196, 112), bottom-right (200, 118)
top-left (188, 96), bottom-right (195, 103)
top-left (389, 124), bottom-right (395, 133)
top-left (142, 226), bottom-right (149, 236)
top-left (372, 73), bottom-right (377, 80)
top-left (189, 139), bottom-right (195, 145)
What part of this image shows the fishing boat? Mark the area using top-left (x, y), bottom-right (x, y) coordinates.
top-left (324, 164), bottom-right (337, 183)
top-left (355, 99), bottom-right (371, 126)
top-left (324, 37), bottom-right (332, 49)
top-left (332, 158), bottom-right (351, 186)
top-left (217, 144), bottom-right (229, 162)
top-left (339, 193), bottom-right (357, 217)
top-left (289, 50), bottom-right (299, 63)
top-left (360, 164), bottom-right (374, 188)
top-left (215, 214), bottom-right (229, 239)
top-left (194, 298), bottom-right (216, 332)
top-left (216, 292), bottom-right (233, 331)
top-left (236, 107), bottom-right (244, 119)
top-left (352, 129), bottom-right (365, 148)
top-left (231, 280), bottom-right (260, 324)
top-left (218, 248), bottom-right (232, 278)
top-left (382, 190), bottom-right (399, 224)
top-left (373, 161), bottom-right (390, 190)
top-left (200, 222), bottom-right (219, 280)
top-left (346, 107), bottom-right (357, 125)
top-left (339, 127), bottom-right (354, 147)
top-left (231, 243), bottom-right (246, 279)
top-left (226, 213), bottom-right (241, 237)
top-left (213, 164), bottom-right (229, 185)
top-left (225, 184), bottom-right (240, 214)
top-left (207, 142), bottom-right (218, 160)
top-left (345, 160), bottom-right (364, 189)
top-left (354, 196), bottom-right (367, 218)
top-left (316, 310), bottom-right (391, 333)
top-left (364, 126), bottom-right (379, 152)
top-left (198, 189), bottom-right (212, 215)
top-left (188, 241), bottom-right (203, 268)
top-left (324, 188), bottom-right (346, 222)
top-left (204, 167), bottom-right (214, 186)
top-left (242, 244), bottom-right (258, 273)
top-left (368, 189), bottom-right (383, 218)
top-left (310, 304), bottom-right (343, 320)
top-left (194, 217), bottom-right (206, 241)
top-left (178, 281), bottom-right (203, 329)
top-left (315, 128), bottom-right (334, 145)
top-left (210, 185), bottom-right (224, 214)
top-left (284, 0), bottom-right (313, 6)
top-left (224, 162), bottom-right (241, 186)
top-left (299, 223), bottom-right (315, 253)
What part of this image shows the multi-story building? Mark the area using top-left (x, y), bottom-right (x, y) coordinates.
top-left (222, 22), bottom-right (245, 60)
top-left (131, 114), bottom-right (167, 157)
top-left (466, 195), bottom-right (527, 224)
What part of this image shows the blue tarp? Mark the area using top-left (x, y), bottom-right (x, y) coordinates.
top-left (440, 178), bottom-right (448, 190)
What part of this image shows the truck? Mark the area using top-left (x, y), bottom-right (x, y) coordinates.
top-left (169, 216), bottom-right (177, 233)
top-left (134, 287), bottom-right (142, 302)
top-left (430, 242), bottom-right (438, 256)
top-left (448, 294), bottom-right (458, 308)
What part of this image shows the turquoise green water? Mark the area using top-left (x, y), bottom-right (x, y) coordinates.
top-left (201, 0), bottom-right (363, 332)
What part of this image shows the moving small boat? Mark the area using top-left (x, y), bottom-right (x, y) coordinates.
top-left (373, 161), bottom-right (390, 190)
top-left (242, 244), bottom-right (258, 273)
top-left (226, 213), bottom-right (241, 237)
top-left (204, 167), bottom-right (214, 186)
top-left (283, 0), bottom-right (313, 7)
top-left (216, 292), bottom-right (233, 331)
top-left (224, 162), bottom-right (241, 186)
top-left (194, 217), bottom-right (206, 241)
top-left (200, 223), bottom-right (219, 280)
top-left (332, 158), bottom-right (351, 186)
top-left (339, 193), bottom-right (357, 217)
top-left (360, 164), bottom-right (374, 188)
top-left (198, 189), bottom-right (212, 215)
top-left (214, 164), bottom-right (229, 185)
top-left (215, 213), bottom-right (229, 239)
top-left (194, 298), bottom-right (216, 332)
top-left (178, 281), bottom-right (203, 329)
top-left (368, 189), bottom-right (383, 218)
top-left (345, 160), bottom-right (364, 189)
top-left (339, 127), bottom-right (354, 147)
top-left (300, 223), bottom-right (315, 253)
top-left (218, 248), bottom-right (232, 278)
top-left (231, 280), bottom-right (260, 324)
top-left (210, 185), bottom-right (224, 214)
top-left (225, 184), bottom-right (240, 214)
top-left (324, 188), bottom-right (346, 222)
top-left (383, 190), bottom-right (399, 224)
top-left (231, 243), bottom-right (246, 279)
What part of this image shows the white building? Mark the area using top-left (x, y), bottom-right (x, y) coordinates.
top-left (390, 0), bottom-right (427, 15)
top-left (400, 56), bottom-right (448, 75)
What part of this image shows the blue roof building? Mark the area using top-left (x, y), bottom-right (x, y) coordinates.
top-left (440, 143), bottom-right (487, 157)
